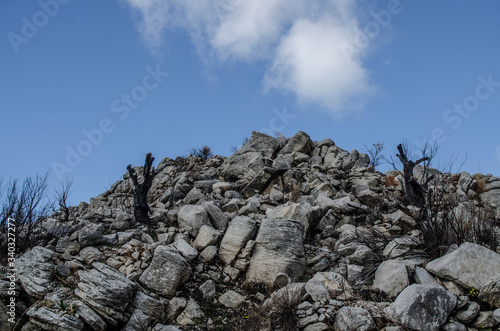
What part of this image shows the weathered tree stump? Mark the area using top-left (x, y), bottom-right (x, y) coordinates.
top-left (127, 153), bottom-right (156, 224)
top-left (396, 144), bottom-right (428, 207)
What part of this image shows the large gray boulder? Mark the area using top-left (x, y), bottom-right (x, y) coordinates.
top-left (78, 223), bottom-right (105, 248)
top-left (426, 242), bottom-right (500, 290)
top-left (246, 219), bottom-right (306, 285)
top-left (219, 216), bottom-right (257, 265)
top-left (139, 246), bottom-right (191, 297)
top-left (220, 131), bottom-right (279, 181)
top-left (75, 262), bottom-right (136, 325)
top-left (15, 246), bottom-right (55, 298)
top-left (177, 205), bottom-right (211, 237)
top-left (372, 260), bottom-right (409, 298)
top-left (385, 284), bottom-right (457, 331)
top-left (279, 131), bottom-right (314, 155)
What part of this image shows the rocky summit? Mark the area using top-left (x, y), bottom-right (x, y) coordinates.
top-left (2, 131), bottom-right (500, 331)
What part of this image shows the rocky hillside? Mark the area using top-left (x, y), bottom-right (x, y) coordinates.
top-left (2, 131), bottom-right (500, 331)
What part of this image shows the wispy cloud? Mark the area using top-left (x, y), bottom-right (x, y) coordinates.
top-left (123, 0), bottom-right (377, 117)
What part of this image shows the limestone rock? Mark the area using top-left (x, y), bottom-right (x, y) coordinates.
top-left (372, 260), bottom-right (409, 298)
top-left (279, 131), bottom-right (314, 155)
top-left (479, 272), bottom-right (500, 308)
top-left (426, 242), bottom-right (500, 290)
top-left (139, 246), bottom-right (191, 297)
top-left (177, 205), bottom-right (211, 237)
top-left (246, 219), bottom-right (305, 285)
top-left (334, 306), bottom-right (376, 331)
top-left (26, 306), bottom-right (84, 331)
top-left (111, 213), bottom-right (135, 231)
top-left (193, 225), bottom-right (222, 251)
top-left (218, 290), bottom-right (245, 308)
top-left (219, 216), bottom-right (257, 265)
top-left (75, 262), bottom-right (136, 325)
top-left (385, 284), bottom-right (457, 331)
top-left (15, 246), bottom-right (55, 298)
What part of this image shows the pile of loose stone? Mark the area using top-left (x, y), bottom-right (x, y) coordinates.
top-left (2, 131), bottom-right (500, 331)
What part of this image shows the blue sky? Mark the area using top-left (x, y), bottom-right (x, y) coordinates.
top-left (1, 0), bottom-right (500, 205)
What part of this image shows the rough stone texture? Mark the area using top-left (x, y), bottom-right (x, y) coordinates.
top-left (304, 322), bottom-right (329, 331)
top-left (111, 213), bottom-right (136, 230)
top-left (170, 239), bottom-right (198, 262)
top-left (177, 205), bottom-right (211, 237)
top-left (441, 322), bottom-right (467, 331)
top-left (218, 290), bottom-right (245, 308)
top-left (75, 262), bottom-right (136, 325)
top-left (122, 291), bottom-right (166, 331)
top-left (79, 246), bottom-right (104, 264)
top-left (454, 301), bottom-right (480, 324)
top-left (385, 284), bottom-right (457, 331)
top-left (305, 272), bottom-right (353, 301)
top-left (73, 300), bottom-right (107, 331)
top-left (265, 201), bottom-right (319, 237)
top-left (152, 325), bottom-right (182, 331)
top-left (199, 280), bottom-right (216, 298)
top-left (372, 260), bottom-right (409, 298)
top-left (176, 299), bottom-right (203, 326)
top-left (193, 225), bottom-right (222, 251)
top-left (166, 297), bottom-right (188, 321)
top-left (140, 246), bottom-right (191, 297)
top-left (220, 131), bottom-right (279, 181)
top-left (413, 267), bottom-right (443, 288)
top-left (472, 311), bottom-right (498, 328)
top-left (279, 131), bottom-right (315, 155)
top-left (15, 246), bottom-right (55, 298)
top-left (478, 272), bottom-right (500, 308)
top-left (426, 242), bottom-right (500, 290)
top-left (78, 223), bottom-right (105, 248)
top-left (246, 219), bottom-right (306, 285)
top-left (494, 308), bottom-right (500, 323)
top-left (334, 306), bottom-right (376, 331)
top-left (202, 202), bottom-right (229, 231)
top-left (26, 306), bottom-right (84, 331)
top-left (199, 245), bottom-right (217, 263)
top-left (219, 216), bottom-right (257, 265)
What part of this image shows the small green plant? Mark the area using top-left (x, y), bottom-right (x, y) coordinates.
top-left (69, 302), bottom-right (77, 314)
top-left (58, 299), bottom-right (66, 311)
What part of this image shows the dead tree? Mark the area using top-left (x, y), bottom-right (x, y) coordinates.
top-left (55, 178), bottom-right (73, 222)
top-left (396, 144), bottom-right (428, 207)
top-left (127, 153), bottom-right (156, 224)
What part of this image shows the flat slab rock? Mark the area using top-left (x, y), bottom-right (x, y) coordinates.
top-left (75, 262), bottom-right (137, 325)
top-left (15, 246), bottom-right (55, 298)
top-left (426, 242), bottom-right (500, 290)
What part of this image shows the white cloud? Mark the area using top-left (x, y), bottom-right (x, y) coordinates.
top-left (123, 0), bottom-right (377, 117)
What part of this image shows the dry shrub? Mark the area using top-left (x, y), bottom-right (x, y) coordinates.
top-left (385, 176), bottom-right (399, 188)
top-left (241, 284), bottom-right (303, 331)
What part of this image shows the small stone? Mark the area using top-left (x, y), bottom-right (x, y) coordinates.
top-left (218, 290), bottom-right (245, 308)
top-left (199, 280), bottom-right (216, 298)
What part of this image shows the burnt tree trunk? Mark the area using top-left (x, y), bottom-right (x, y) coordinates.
top-left (127, 153), bottom-right (156, 224)
top-left (396, 144), bottom-right (428, 207)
